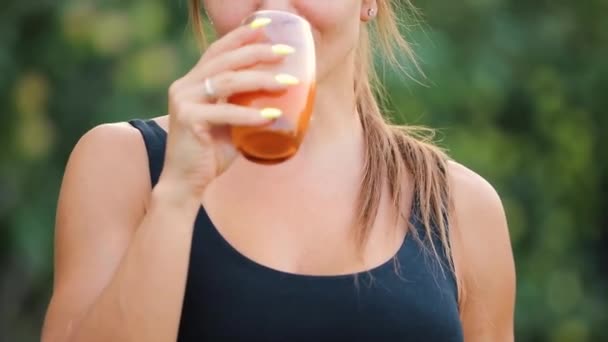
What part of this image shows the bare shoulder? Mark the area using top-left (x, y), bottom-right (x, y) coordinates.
top-left (70, 122), bottom-right (145, 163)
top-left (65, 122), bottom-right (150, 194)
top-left (447, 161), bottom-right (516, 340)
top-left (57, 121), bottom-right (152, 236)
top-left (446, 160), bottom-right (512, 264)
top-left (447, 161), bottom-right (503, 214)
top-left (44, 122), bottom-right (152, 341)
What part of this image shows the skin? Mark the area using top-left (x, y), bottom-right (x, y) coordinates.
top-left (41, 1), bottom-right (516, 341)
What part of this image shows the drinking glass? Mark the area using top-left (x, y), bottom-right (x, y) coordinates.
top-left (229, 10), bottom-right (316, 164)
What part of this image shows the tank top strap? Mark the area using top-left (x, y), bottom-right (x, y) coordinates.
top-left (128, 119), bottom-right (167, 187)
top-left (406, 193), bottom-right (454, 273)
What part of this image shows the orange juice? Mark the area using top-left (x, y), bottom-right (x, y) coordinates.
top-left (230, 82), bottom-right (316, 164)
top-left (229, 10), bottom-right (316, 165)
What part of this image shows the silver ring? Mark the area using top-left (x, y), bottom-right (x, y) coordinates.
top-left (203, 77), bottom-right (217, 101)
top-left (368, 8), bottom-right (376, 18)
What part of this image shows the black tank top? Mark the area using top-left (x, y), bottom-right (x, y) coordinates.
top-left (129, 119), bottom-right (463, 341)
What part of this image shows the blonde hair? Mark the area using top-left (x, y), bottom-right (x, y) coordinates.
top-left (188, 1), bottom-right (454, 276)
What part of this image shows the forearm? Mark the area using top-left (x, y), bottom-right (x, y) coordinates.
top-left (68, 185), bottom-right (200, 342)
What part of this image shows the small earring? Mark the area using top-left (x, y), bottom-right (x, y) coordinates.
top-left (367, 8), bottom-right (376, 18)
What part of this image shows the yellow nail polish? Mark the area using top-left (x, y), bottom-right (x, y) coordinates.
top-left (275, 73), bottom-right (300, 85)
top-left (250, 17), bottom-right (272, 29)
top-left (272, 44), bottom-right (296, 55)
top-left (260, 108), bottom-right (283, 119)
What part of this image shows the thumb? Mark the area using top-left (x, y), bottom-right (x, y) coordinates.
top-left (215, 141), bottom-right (240, 175)
top-left (209, 124), bottom-right (240, 174)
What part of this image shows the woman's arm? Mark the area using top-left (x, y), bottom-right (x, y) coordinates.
top-left (42, 123), bottom-right (200, 342)
top-left (42, 23), bottom-right (296, 341)
top-left (449, 162), bottom-right (516, 341)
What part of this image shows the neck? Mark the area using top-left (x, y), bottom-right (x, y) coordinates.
top-left (298, 53), bottom-right (362, 158)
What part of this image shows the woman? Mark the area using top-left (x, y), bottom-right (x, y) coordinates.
top-left (42, 0), bottom-right (515, 341)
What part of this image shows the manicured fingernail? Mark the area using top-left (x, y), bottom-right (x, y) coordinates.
top-left (260, 107), bottom-right (283, 119)
top-left (250, 18), bottom-right (272, 29)
top-left (275, 73), bottom-right (300, 85)
top-left (272, 44), bottom-right (296, 55)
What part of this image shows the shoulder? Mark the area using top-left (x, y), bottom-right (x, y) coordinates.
top-left (61, 121), bottom-right (152, 210)
top-left (445, 161), bottom-right (514, 286)
top-left (72, 121), bottom-right (144, 156)
top-left (446, 160), bottom-right (512, 264)
top-left (67, 122), bottom-right (148, 181)
top-left (446, 161), bottom-right (516, 337)
top-left (47, 122), bottom-right (154, 341)
top-left (447, 161), bottom-right (504, 219)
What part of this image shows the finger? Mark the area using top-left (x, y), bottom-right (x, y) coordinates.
top-left (181, 103), bottom-right (283, 127)
top-left (197, 20), bottom-right (269, 64)
top-left (188, 43), bottom-right (294, 82)
top-left (180, 70), bottom-right (300, 101)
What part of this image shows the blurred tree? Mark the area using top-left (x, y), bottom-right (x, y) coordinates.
top-left (0, 0), bottom-right (605, 341)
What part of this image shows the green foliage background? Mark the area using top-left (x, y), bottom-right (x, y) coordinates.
top-left (1, 0), bottom-right (606, 341)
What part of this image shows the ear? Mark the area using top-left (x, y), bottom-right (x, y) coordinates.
top-left (360, 0), bottom-right (378, 22)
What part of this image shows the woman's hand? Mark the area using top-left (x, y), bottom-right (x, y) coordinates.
top-left (160, 21), bottom-right (296, 203)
